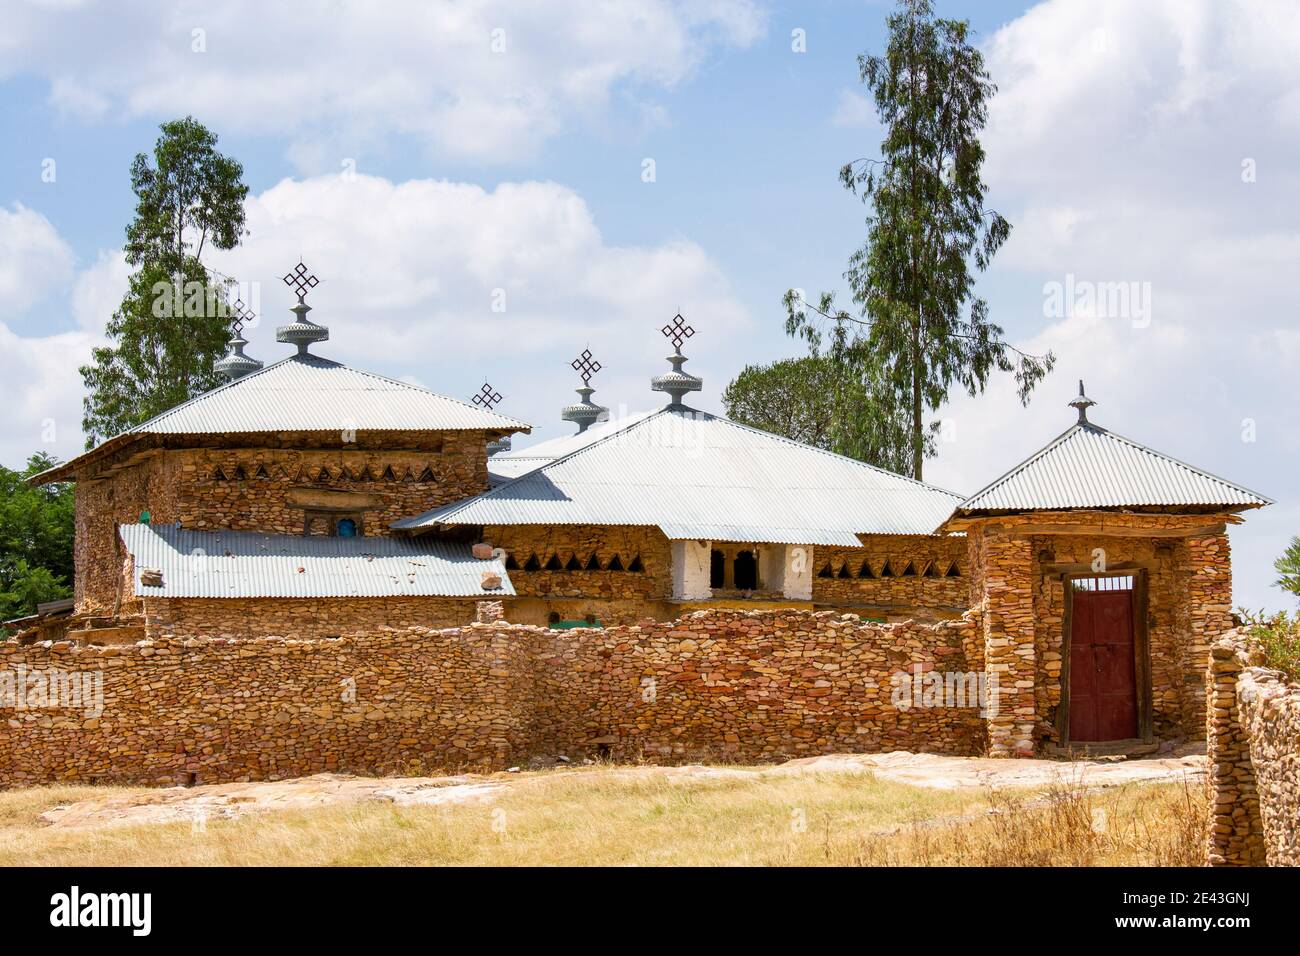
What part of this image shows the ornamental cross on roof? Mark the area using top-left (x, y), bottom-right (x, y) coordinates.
top-left (229, 298), bottom-right (255, 336)
top-left (571, 349), bottom-right (602, 386)
top-left (472, 382), bottom-right (503, 410)
top-left (282, 261), bottom-right (320, 301)
top-left (660, 314), bottom-right (695, 350)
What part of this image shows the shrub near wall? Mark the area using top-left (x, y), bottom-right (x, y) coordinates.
top-left (0, 608), bottom-right (988, 788)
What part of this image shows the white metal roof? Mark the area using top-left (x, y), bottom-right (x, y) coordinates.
top-left (398, 406), bottom-right (965, 544)
top-left (131, 354), bottom-right (529, 435)
top-left (120, 523), bottom-right (514, 599)
top-left (35, 352), bottom-right (532, 484)
top-left (949, 421), bottom-right (1272, 517)
top-left (487, 409), bottom-right (658, 482)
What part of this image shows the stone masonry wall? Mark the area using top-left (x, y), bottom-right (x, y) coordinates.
top-left (0, 608), bottom-right (987, 787)
top-left (967, 511), bottom-right (1234, 754)
top-left (1206, 632), bottom-right (1300, 866)
top-left (72, 430), bottom-right (496, 616)
top-left (813, 534), bottom-right (967, 615)
top-left (143, 597), bottom-right (478, 641)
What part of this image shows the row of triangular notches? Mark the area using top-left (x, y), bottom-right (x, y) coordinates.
top-left (817, 558), bottom-right (961, 580)
top-left (208, 463), bottom-right (440, 483)
top-left (506, 552), bottom-right (646, 573)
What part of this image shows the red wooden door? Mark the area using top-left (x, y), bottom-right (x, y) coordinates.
top-left (1069, 585), bottom-right (1138, 741)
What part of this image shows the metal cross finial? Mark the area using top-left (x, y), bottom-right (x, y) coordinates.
top-left (571, 349), bottom-right (602, 386)
top-left (472, 382), bottom-right (503, 410)
top-left (282, 261), bottom-right (320, 301)
top-left (229, 298), bottom-right (255, 336)
top-left (660, 313), bottom-right (695, 350)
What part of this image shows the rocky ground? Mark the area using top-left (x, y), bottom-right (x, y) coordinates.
top-left (38, 747), bottom-right (1206, 831)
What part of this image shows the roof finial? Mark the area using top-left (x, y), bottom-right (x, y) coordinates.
top-left (562, 349), bottom-right (609, 433)
top-left (1069, 379), bottom-right (1096, 424)
top-left (473, 382), bottom-right (511, 456)
top-left (276, 260), bottom-right (329, 356)
top-left (214, 298), bottom-right (263, 380)
top-left (651, 314), bottom-right (702, 408)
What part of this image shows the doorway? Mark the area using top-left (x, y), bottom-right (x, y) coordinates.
top-left (1065, 574), bottom-right (1143, 742)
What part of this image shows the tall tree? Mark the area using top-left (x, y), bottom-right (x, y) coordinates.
top-left (80, 116), bottom-right (249, 447)
top-left (787, 0), bottom-right (1053, 480)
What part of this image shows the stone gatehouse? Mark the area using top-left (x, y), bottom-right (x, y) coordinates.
top-left (14, 277), bottom-right (1270, 762)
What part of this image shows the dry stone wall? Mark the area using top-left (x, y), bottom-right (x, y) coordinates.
top-left (813, 535), bottom-right (967, 617)
top-left (1206, 632), bottom-right (1300, 866)
top-left (144, 597), bottom-right (477, 640)
top-left (0, 608), bottom-right (988, 787)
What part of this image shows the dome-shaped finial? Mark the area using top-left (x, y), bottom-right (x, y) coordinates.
top-left (1069, 379), bottom-right (1096, 424)
top-left (214, 299), bottom-right (263, 381)
top-left (651, 314), bottom-right (702, 407)
top-left (276, 260), bottom-right (329, 355)
top-left (562, 349), bottom-right (608, 433)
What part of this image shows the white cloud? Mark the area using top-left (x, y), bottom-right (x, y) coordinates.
top-left (0, 175), bottom-right (751, 466)
top-left (70, 249), bottom-right (129, 331)
top-left (830, 88), bottom-right (875, 128)
top-left (0, 321), bottom-right (99, 469)
top-left (923, 0), bottom-right (1300, 612)
top-left (0, 0), bottom-right (766, 167)
top-left (207, 172), bottom-right (750, 420)
top-left (0, 203), bottom-right (75, 315)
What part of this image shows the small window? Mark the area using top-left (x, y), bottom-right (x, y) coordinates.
top-left (710, 549), bottom-right (725, 588)
top-left (628, 555), bottom-right (645, 573)
top-left (303, 511), bottom-right (364, 537)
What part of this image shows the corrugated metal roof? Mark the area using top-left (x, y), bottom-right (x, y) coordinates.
top-left (951, 422), bottom-right (1272, 515)
top-left (134, 354), bottom-right (530, 434)
top-left (33, 353), bottom-right (531, 484)
top-left (398, 407), bottom-right (964, 544)
top-left (487, 409), bottom-right (658, 482)
top-left (120, 523), bottom-right (514, 599)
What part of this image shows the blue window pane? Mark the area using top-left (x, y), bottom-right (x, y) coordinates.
top-left (336, 518), bottom-right (358, 537)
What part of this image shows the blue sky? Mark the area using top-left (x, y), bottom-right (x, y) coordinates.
top-left (0, 0), bottom-right (1295, 609)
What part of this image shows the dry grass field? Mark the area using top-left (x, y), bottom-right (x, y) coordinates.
top-left (0, 761), bottom-right (1205, 867)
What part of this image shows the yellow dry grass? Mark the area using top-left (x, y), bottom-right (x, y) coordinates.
top-left (0, 765), bottom-right (1205, 867)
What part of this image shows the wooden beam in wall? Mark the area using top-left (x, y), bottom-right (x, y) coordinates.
top-left (993, 521), bottom-right (1227, 539)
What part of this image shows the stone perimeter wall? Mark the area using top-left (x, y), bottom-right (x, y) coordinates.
top-left (1205, 631), bottom-right (1300, 866)
top-left (0, 608), bottom-right (985, 788)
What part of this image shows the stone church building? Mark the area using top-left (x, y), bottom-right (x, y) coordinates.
top-left (25, 272), bottom-right (1270, 755)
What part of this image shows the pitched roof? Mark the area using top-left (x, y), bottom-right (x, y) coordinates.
top-left (120, 523), bottom-right (513, 599)
top-left (945, 421), bottom-right (1271, 521)
top-left (397, 406), bottom-right (965, 545)
top-left (487, 409), bottom-right (659, 482)
top-left (35, 353), bottom-right (531, 483)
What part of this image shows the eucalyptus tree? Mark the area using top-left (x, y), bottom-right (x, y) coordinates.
top-left (80, 117), bottom-right (249, 447)
top-left (787, 0), bottom-right (1053, 480)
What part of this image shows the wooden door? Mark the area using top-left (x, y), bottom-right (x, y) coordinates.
top-left (1069, 580), bottom-right (1138, 741)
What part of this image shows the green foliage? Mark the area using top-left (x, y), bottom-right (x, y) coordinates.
top-left (723, 353), bottom-right (926, 475)
top-left (1272, 535), bottom-right (1300, 599)
top-left (80, 116), bottom-right (249, 447)
top-left (0, 453), bottom-right (74, 624)
top-left (1237, 608), bottom-right (1300, 682)
top-left (787, 0), bottom-right (1053, 480)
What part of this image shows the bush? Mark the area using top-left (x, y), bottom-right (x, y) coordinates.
top-left (1237, 608), bottom-right (1300, 682)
